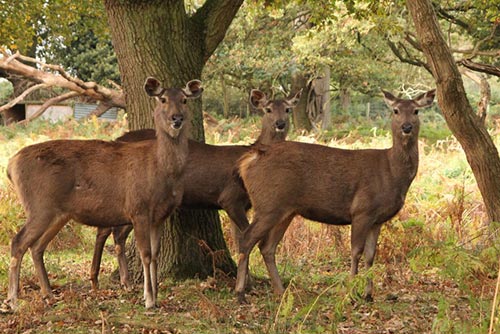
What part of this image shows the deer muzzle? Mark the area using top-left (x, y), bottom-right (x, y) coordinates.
top-left (275, 119), bottom-right (287, 132)
top-left (401, 123), bottom-right (413, 135)
top-left (171, 114), bottom-right (184, 129)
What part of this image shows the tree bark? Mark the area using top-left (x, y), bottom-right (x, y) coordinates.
top-left (291, 71), bottom-right (312, 131)
top-left (407, 0), bottom-right (500, 222)
top-left (320, 66), bottom-right (331, 131)
top-left (104, 0), bottom-right (242, 283)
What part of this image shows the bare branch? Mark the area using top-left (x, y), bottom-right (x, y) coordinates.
top-left (20, 91), bottom-right (81, 123)
top-left (0, 48), bottom-right (125, 112)
top-left (458, 59), bottom-right (500, 77)
top-left (459, 68), bottom-right (490, 123)
top-left (0, 83), bottom-right (48, 113)
top-left (85, 102), bottom-right (113, 119)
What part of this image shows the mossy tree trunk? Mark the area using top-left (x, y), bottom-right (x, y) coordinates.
top-left (104, 0), bottom-right (243, 283)
top-left (407, 0), bottom-right (500, 222)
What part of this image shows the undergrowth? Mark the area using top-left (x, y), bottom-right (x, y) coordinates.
top-left (0, 112), bottom-right (499, 333)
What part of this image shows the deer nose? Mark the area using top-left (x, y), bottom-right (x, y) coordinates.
top-left (275, 119), bottom-right (286, 131)
top-left (401, 123), bottom-right (413, 134)
top-left (172, 114), bottom-right (184, 129)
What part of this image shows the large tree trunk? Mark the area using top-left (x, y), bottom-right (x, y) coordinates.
top-left (104, 0), bottom-right (242, 283)
top-left (407, 0), bottom-right (500, 222)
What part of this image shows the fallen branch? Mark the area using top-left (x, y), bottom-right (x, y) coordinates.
top-left (0, 83), bottom-right (48, 113)
top-left (0, 48), bottom-right (125, 122)
top-left (19, 91), bottom-right (81, 124)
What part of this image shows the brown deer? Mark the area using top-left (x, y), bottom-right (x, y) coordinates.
top-left (89, 89), bottom-right (302, 290)
top-left (5, 77), bottom-right (202, 310)
top-left (235, 89), bottom-right (436, 303)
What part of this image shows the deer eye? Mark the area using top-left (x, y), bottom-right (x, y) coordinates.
top-left (414, 109), bottom-right (419, 115)
top-left (285, 108), bottom-right (292, 114)
top-left (265, 107), bottom-right (272, 113)
top-left (160, 97), bottom-right (167, 103)
top-left (393, 108), bottom-right (399, 115)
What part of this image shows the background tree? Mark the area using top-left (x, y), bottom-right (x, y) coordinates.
top-left (406, 0), bottom-right (500, 222)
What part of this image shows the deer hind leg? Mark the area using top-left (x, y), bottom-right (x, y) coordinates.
top-left (224, 205), bottom-right (250, 254)
top-left (30, 215), bottom-right (69, 300)
top-left (235, 211), bottom-right (287, 303)
top-left (91, 227), bottom-right (113, 290)
top-left (219, 189), bottom-right (250, 255)
top-left (258, 214), bottom-right (294, 295)
top-left (131, 216), bottom-right (154, 309)
top-left (112, 225), bottom-right (133, 290)
top-left (7, 212), bottom-right (63, 308)
top-left (362, 223), bottom-right (382, 301)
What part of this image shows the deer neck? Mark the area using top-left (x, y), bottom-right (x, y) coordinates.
top-left (255, 129), bottom-right (287, 146)
top-left (388, 135), bottom-right (419, 184)
top-left (155, 129), bottom-right (189, 177)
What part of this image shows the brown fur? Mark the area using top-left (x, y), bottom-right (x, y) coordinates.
top-left (89, 89), bottom-right (302, 290)
top-left (234, 89), bottom-right (436, 303)
top-left (5, 77), bottom-right (202, 310)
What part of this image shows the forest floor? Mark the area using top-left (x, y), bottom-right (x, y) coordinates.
top-left (0, 215), bottom-right (498, 334)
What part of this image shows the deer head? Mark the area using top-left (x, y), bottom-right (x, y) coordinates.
top-left (250, 89), bottom-right (301, 135)
top-left (383, 89), bottom-right (436, 145)
top-left (144, 77), bottom-right (203, 138)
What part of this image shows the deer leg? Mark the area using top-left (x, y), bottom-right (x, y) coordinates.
top-left (258, 214), bottom-right (294, 295)
top-left (7, 213), bottom-right (60, 309)
top-left (350, 217), bottom-right (373, 277)
top-left (112, 225), bottom-right (133, 290)
top-left (362, 223), bottom-right (382, 302)
top-left (224, 206), bottom-right (250, 254)
top-left (235, 212), bottom-right (282, 303)
top-left (91, 227), bottom-right (113, 290)
top-left (131, 217), bottom-right (154, 309)
top-left (149, 219), bottom-right (165, 302)
top-left (29, 216), bottom-right (68, 300)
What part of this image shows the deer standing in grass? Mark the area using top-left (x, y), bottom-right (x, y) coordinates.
top-left (89, 89), bottom-right (302, 290)
top-left (5, 77), bottom-right (202, 310)
top-left (235, 89), bottom-right (436, 303)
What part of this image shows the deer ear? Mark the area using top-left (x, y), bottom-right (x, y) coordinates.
top-left (382, 90), bottom-right (398, 109)
top-left (250, 89), bottom-right (267, 109)
top-left (144, 77), bottom-right (164, 97)
top-left (286, 89), bottom-right (302, 107)
top-left (414, 89), bottom-right (436, 108)
top-left (183, 80), bottom-right (203, 98)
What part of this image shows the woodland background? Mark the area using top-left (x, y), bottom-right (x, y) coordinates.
top-left (1, 0), bottom-right (500, 333)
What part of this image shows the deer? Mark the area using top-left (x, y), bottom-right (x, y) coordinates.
top-left (4, 77), bottom-right (202, 310)
top-left (235, 89), bottom-right (436, 303)
top-left (89, 89), bottom-right (302, 291)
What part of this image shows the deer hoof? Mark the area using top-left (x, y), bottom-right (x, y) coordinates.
top-left (237, 292), bottom-right (248, 304)
top-left (0, 299), bottom-right (17, 314)
top-left (364, 294), bottom-right (374, 303)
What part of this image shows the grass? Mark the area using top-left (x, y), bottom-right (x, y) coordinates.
top-left (0, 111), bottom-right (499, 333)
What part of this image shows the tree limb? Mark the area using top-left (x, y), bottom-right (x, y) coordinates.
top-left (0, 83), bottom-right (48, 113)
top-left (458, 59), bottom-right (500, 77)
top-left (194, 0), bottom-right (244, 62)
top-left (0, 48), bottom-right (125, 119)
top-left (85, 102), bottom-right (113, 119)
top-left (20, 91), bottom-right (81, 123)
top-left (386, 38), bottom-right (433, 74)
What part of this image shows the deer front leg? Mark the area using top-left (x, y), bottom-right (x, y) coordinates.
top-left (91, 227), bottom-right (113, 290)
top-left (112, 225), bottom-right (133, 290)
top-left (132, 217), bottom-right (155, 309)
top-left (258, 214), bottom-right (294, 295)
top-left (350, 216), bottom-right (377, 302)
